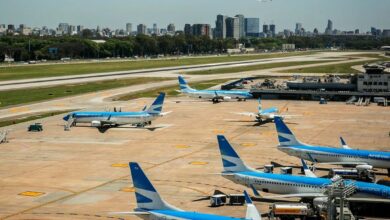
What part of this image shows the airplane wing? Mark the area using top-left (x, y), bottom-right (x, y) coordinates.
top-left (234, 112), bottom-right (257, 117)
top-left (346, 197), bottom-right (390, 203)
top-left (109, 211), bottom-right (150, 215)
top-left (250, 185), bottom-right (324, 199)
top-left (159, 111), bottom-right (172, 116)
top-left (260, 193), bottom-right (325, 198)
top-left (317, 162), bottom-right (368, 166)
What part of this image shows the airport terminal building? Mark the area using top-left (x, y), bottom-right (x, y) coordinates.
top-left (250, 62), bottom-right (390, 103)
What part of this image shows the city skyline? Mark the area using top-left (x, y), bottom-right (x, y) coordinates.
top-left (1, 0), bottom-right (390, 32)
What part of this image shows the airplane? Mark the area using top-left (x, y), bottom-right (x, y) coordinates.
top-left (235, 98), bottom-right (280, 123)
top-left (63, 93), bottom-right (169, 131)
top-left (114, 162), bottom-right (261, 220)
top-left (216, 135), bottom-right (390, 199)
top-left (273, 116), bottom-right (390, 174)
top-left (178, 75), bottom-right (253, 103)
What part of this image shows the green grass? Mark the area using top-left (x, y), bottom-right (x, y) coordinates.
top-left (116, 78), bottom-right (234, 101)
top-left (185, 60), bottom-right (334, 75)
top-left (0, 51), bottom-right (316, 81)
top-left (0, 110), bottom-right (74, 127)
top-left (283, 53), bottom-right (390, 74)
top-left (0, 77), bottom-right (171, 108)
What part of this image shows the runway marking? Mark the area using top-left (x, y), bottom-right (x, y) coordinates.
top-left (120, 187), bottom-right (135, 192)
top-left (28, 212), bottom-right (124, 220)
top-left (175, 144), bottom-right (190, 149)
top-left (213, 129), bottom-right (225, 134)
top-left (240, 142), bottom-right (256, 147)
top-left (2, 127), bottom-right (250, 219)
top-left (19, 191), bottom-right (45, 197)
top-left (189, 161), bottom-right (208, 165)
top-left (111, 164), bottom-right (128, 168)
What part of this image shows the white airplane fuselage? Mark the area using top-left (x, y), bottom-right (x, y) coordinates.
top-left (182, 90), bottom-right (252, 100)
top-left (223, 171), bottom-right (390, 199)
top-left (278, 145), bottom-right (390, 169)
top-left (65, 112), bottom-right (160, 126)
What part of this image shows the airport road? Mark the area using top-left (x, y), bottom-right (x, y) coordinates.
top-left (0, 97), bottom-right (389, 219)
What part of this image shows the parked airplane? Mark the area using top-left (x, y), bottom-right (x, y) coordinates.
top-left (178, 75), bottom-right (253, 103)
top-left (216, 135), bottom-right (390, 199)
top-left (273, 116), bottom-right (390, 173)
top-left (235, 98), bottom-right (280, 123)
top-left (63, 93), bottom-right (169, 130)
top-left (115, 162), bottom-right (261, 220)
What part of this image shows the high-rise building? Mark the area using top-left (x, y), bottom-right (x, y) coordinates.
top-left (226, 17), bottom-right (239, 40)
top-left (58, 23), bottom-right (69, 34)
top-left (152, 23), bottom-right (159, 35)
top-left (126, 23), bottom-right (132, 35)
top-left (235, 14), bottom-right (245, 38)
top-left (184, 24), bottom-right (192, 36)
top-left (263, 24), bottom-right (269, 34)
top-left (371, 27), bottom-right (378, 36)
top-left (295, 23), bottom-right (302, 35)
top-left (269, 24), bottom-right (276, 37)
top-left (77, 25), bottom-right (84, 34)
top-left (69, 25), bottom-right (76, 35)
top-left (382, 29), bottom-right (390, 37)
top-left (215, 14), bottom-right (227, 39)
top-left (245, 18), bottom-right (259, 37)
top-left (313, 28), bottom-right (319, 35)
top-left (167, 23), bottom-right (175, 33)
top-left (355, 29), bottom-right (359, 34)
top-left (192, 24), bottom-right (211, 37)
top-left (137, 24), bottom-right (147, 35)
top-left (325, 19), bottom-right (333, 35)
top-left (0, 24), bottom-right (6, 35)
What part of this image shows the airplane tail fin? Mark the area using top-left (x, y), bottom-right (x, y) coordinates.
top-left (129, 162), bottom-right (180, 211)
top-left (244, 191), bottom-right (261, 220)
top-left (217, 135), bottom-right (253, 173)
top-left (274, 116), bottom-right (306, 146)
top-left (178, 75), bottom-right (195, 92)
top-left (258, 98), bottom-right (262, 114)
top-left (146, 93), bottom-right (165, 115)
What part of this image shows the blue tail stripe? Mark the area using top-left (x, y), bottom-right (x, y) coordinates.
top-left (129, 162), bottom-right (157, 192)
top-left (278, 135), bottom-right (290, 143)
top-left (274, 116), bottom-right (292, 135)
top-left (222, 159), bottom-right (236, 167)
top-left (217, 135), bottom-right (239, 158)
top-left (135, 192), bottom-right (153, 203)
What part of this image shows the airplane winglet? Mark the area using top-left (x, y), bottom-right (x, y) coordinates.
top-left (244, 190), bottom-right (252, 204)
top-left (301, 159), bottom-right (317, 178)
top-left (340, 136), bottom-right (351, 149)
top-left (244, 190), bottom-right (261, 220)
top-left (250, 184), bottom-right (261, 197)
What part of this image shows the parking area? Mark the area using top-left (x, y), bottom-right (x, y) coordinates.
top-left (0, 97), bottom-right (389, 219)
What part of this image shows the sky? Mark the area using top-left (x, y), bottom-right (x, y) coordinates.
top-left (1, 0), bottom-right (389, 32)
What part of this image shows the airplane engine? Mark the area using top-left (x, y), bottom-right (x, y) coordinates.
top-left (223, 96), bottom-right (232, 100)
top-left (91, 121), bottom-right (101, 127)
top-left (356, 164), bottom-right (373, 171)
